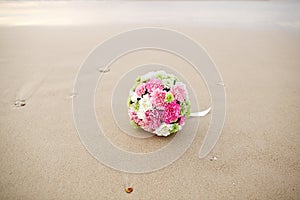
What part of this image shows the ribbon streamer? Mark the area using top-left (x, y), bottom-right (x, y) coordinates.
top-left (190, 107), bottom-right (211, 117)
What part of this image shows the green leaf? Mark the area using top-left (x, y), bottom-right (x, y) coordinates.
top-left (127, 97), bottom-right (132, 107)
top-left (170, 123), bottom-right (179, 133)
top-left (165, 92), bottom-right (174, 103)
top-left (130, 120), bottom-right (139, 128)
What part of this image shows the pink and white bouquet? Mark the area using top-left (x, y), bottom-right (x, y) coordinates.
top-left (127, 71), bottom-right (191, 136)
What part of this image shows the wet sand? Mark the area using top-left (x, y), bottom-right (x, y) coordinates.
top-left (0, 1), bottom-right (300, 200)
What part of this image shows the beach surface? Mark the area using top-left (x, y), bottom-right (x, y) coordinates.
top-left (0, 1), bottom-right (299, 199)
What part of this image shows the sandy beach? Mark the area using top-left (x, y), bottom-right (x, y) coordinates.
top-left (0, 1), bottom-right (299, 199)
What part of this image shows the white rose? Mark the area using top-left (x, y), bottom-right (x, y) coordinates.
top-left (155, 123), bottom-right (172, 137)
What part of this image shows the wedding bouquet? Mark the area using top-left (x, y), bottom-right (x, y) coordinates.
top-left (127, 71), bottom-right (191, 136)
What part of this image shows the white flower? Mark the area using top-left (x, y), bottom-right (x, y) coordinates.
top-left (141, 72), bottom-right (155, 82)
top-left (154, 70), bottom-right (167, 77)
top-left (162, 77), bottom-right (176, 88)
top-left (137, 110), bottom-right (145, 120)
top-left (139, 94), bottom-right (151, 111)
top-left (178, 125), bottom-right (182, 131)
top-left (155, 123), bottom-right (172, 137)
top-left (130, 91), bottom-right (139, 102)
top-left (137, 94), bottom-right (152, 120)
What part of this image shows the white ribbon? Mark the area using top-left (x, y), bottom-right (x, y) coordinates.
top-left (190, 107), bottom-right (211, 117)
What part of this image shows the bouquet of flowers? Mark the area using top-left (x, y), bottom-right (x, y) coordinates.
top-left (127, 71), bottom-right (191, 136)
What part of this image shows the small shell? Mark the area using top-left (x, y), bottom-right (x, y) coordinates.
top-left (209, 156), bottom-right (218, 161)
top-left (98, 68), bottom-right (110, 73)
top-left (69, 92), bottom-right (77, 98)
top-left (125, 187), bottom-right (133, 193)
top-left (14, 100), bottom-right (26, 107)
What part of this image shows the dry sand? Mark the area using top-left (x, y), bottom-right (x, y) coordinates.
top-left (0, 1), bottom-right (300, 200)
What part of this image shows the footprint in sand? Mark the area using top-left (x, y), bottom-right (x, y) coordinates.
top-left (14, 74), bottom-right (46, 108)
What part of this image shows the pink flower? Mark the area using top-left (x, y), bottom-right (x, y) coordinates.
top-left (150, 89), bottom-right (167, 109)
top-left (138, 120), bottom-right (146, 128)
top-left (164, 101), bottom-right (180, 124)
top-left (178, 116), bottom-right (186, 125)
top-left (128, 110), bottom-right (136, 120)
top-left (170, 83), bottom-right (186, 102)
top-left (146, 78), bottom-right (163, 93)
top-left (129, 110), bottom-right (140, 124)
top-left (135, 83), bottom-right (146, 97)
top-left (144, 109), bottom-right (162, 131)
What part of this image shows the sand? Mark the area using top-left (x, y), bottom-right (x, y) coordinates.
top-left (0, 1), bottom-right (300, 200)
